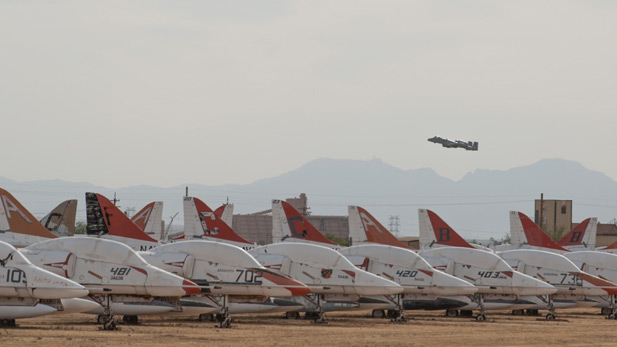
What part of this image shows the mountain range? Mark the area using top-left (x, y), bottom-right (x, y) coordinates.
top-left (2, 158), bottom-right (617, 240)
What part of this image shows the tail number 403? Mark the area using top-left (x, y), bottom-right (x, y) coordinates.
top-left (235, 269), bottom-right (263, 284)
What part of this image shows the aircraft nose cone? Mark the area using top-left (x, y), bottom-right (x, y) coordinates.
top-left (514, 272), bottom-right (557, 295)
top-left (59, 298), bottom-right (102, 314)
top-left (182, 279), bottom-right (201, 296)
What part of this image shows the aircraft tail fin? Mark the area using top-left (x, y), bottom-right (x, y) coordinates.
top-left (182, 196), bottom-right (251, 244)
top-left (509, 211), bottom-right (568, 252)
top-left (558, 217), bottom-right (597, 249)
top-left (348, 206), bottom-right (409, 248)
top-left (131, 201), bottom-right (164, 240)
top-left (214, 203), bottom-right (234, 228)
top-left (85, 192), bottom-right (159, 243)
top-left (40, 199), bottom-right (78, 237)
top-left (0, 188), bottom-right (59, 241)
top-left (418, 209), bottom-right (475, 249)
top-left (271, 200), bottom-right (338, 247)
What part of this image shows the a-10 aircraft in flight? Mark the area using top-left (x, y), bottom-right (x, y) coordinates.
top-left (428, 136), bottom-right (478, 151)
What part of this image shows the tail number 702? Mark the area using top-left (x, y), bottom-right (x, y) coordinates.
top-left (235, 269), bottom-right (263, 284)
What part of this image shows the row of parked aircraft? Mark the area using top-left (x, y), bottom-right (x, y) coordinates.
top-left (1, 187), bottom-right (617, 331)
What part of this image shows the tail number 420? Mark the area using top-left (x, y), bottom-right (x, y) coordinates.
top-left (235, 269), bottom-right (263, 284)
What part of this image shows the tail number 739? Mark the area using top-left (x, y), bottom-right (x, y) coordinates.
top-left (235, 269), bottom-right (263, 284)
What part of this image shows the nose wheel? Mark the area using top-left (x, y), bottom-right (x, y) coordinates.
top-left (475, 314), bottom-right (486, 321)
top-left (545, 313), bottom-right (556, 321)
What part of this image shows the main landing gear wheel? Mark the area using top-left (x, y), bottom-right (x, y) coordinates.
top-left (122, 315), bottom-right (139, 325)
top-left (475, 314), bottom-right (486, 321)
top-left (445, 309), bottom-right (458, 317)
top-left (371, 309), bottom-right (386, 318)
top-left (512, 310), bottom-right (524, 316)
top-left (545, 313), bottom-right (556, 321)
top-left (460, 310), bottom-right (473, 317)
top-left (0, 319), bottom-right (16, 327)
top-left (285, 312), bottom-right (300, 320)
top-left (103, 318), bottom-right (117, 330)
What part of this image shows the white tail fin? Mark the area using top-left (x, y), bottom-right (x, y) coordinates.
top-left (214, 203), bottom-right (234, 227)
top-left (131, 201), bottom-right (164, 240)
top-left (40, 199), bottom-right (78, 237)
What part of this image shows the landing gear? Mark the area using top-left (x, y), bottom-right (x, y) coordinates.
top-left (122, 315), bottom-right (139, 325)
top-left (445, 309), bottom-right (458, 317)
top-left (216, 295), bottom-right (232, 328)
top-left (92, 294), bottom-right (118, 331)
top-left (546, 294), bottom-right (557, 321)
top-left (472, 294), bottom-right (487, 322)
top-left (285, 311), bottom-right (300, 320)
top-left (512, 309), bottom-right (524, 316)
top-left (371, 309), bottom-right (386, 318)
top-left (606, 295), bottom-right (617, 320)
top-left (526, 309), bottom-right (539, 316)
top-left (303, 294), bottom-right (327, 324)
top-left (386, 294), bottom-right (407, 322)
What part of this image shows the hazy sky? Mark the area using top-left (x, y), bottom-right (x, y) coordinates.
top-left (2, 1), bottom-right (617, 188)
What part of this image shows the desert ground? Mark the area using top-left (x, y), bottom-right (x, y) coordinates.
top-left (1, 308), bottom-right (615, 346)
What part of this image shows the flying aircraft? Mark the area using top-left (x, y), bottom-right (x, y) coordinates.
top-left (0, 239), bottom-right (97, 326)
top-left (39, 199), bottom-right (78, 237)
top-left (22, 237), bottom-right (202, 329)
top-left (428, 136), bottom-right (478, 151)
top-left (250, 242), bottom-right (403, 323)
top-left (340, 244), bottom-right (477, 321)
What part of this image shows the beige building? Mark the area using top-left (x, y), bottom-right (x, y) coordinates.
top-left (534, 199), bottom-right (572, 232)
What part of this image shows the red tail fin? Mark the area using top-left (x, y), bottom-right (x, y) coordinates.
top-left (0, 188), bottom-right (58, 239)
top-left (517, 212), bottom-right (569, 251)
top-left (85, 193), bottom-right (158, 242)
top-left (420, 209), bottom-right (475, 248)
top-left (558, 218), bottom-right (592, 247)
top-left (278, 200), bottom-right (338, 246)
top-left (352, 206), bottom-right (409, 248)
top-left (191, 197), bottom-right (252, 244)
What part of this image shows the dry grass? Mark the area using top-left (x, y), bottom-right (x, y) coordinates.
top-left (0, 308), bottom-right (614, 346)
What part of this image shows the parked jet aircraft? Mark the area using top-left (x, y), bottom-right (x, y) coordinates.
top-left (428, 136), bottom-right (478, 151)
top-left (183, 196), bottom-right (255, 250)
top-left (271, 200), bottom-right (340, 249)
top-left (340, 244), bottom-right (477, 321)
top-left (500, 249), bottom-right (617, 320)
top-left (419, 247), bottom-right (556, 320)
top-left (22, 237), bottom-right (201, 329)
top-left (140, 241), bottom-right (311, 327)
top-left (40, 199), bottom-right (77, 237)
top-left (0, 240), bottom-right (96, 325)
top-left (250, 243), bottom-right (403, 323)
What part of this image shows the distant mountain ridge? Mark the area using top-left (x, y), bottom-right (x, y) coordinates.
top-left (2, 158), bottom-right (617, 240)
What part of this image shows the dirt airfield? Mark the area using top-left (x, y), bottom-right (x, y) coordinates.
top-left (1, 308), bottom-right (615, 346)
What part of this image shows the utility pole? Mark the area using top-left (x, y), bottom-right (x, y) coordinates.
top-left (112, 192), bottom-right (120, 206)
top-left (388, 215), bottom-right (400, 237)
top-left (539, 193), bottom-right (544, 229)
